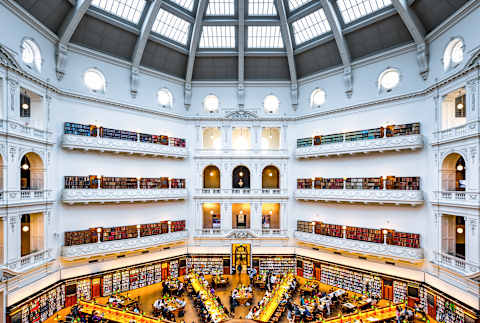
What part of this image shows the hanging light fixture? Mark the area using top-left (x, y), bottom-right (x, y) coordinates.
top-left (457, 164), bottom-right (464, 171)
top-left (22, 225), bottom-right (30, 232)
top-left (20, 91), bottom-right (30, 110)
top-left (456, 227), bottom-right (464, 234)
top-left (456, 91), bottom-right (464, 110)
top-left (21, 163), bottom-right (29, 170)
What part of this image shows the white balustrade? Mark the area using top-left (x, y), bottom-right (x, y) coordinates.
top-left (432, 121), bottom-right (480, 145)
top-left (62, 188), bottom-right (188, 204)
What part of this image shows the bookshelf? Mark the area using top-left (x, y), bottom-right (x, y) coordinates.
top-left (187, 257), bottom-right (223, 275)
top-left (64, 176), bottom-right (186, 190)
top-left (297, 178), bottom-right (313, 189)
top-left (139, 178), bottom-right (169, 189)
top-left (386, 123), bottom-right (420, 137)
top-left (298, 176), bottom-right (420, 191)
top-left (296, 122), bottom-right (420, 148)
top-left (303, 260), bottom-right (314, 280)
top-left (63, 122), bottom-right (186, 147)
top-left (100, 177), bottom-right (137, 189)
top-left (316, 223), bottom-right (343, 238)
top-left (259, 256), bottom-right (296, 274)
top-left (171, 220), bottom-right (186, 232)
top-left (393, 280), bottom-right (407, 304)
top-left (436, 295), bottom-right (465, 323)
top-left (102, 274), bottom-right (112, 296)
top-left (297, 220), bottom-right (313, 233)
top-left (76, 279), bottom-right (91, 300)
top-left (64, 175), bottom-right (98, 189)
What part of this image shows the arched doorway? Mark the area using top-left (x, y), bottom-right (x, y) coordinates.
top-left (203, 165), bottom-right (220, 188)
top-left (232, 166), bottom-right (250, 189)
top-left (262, 165), bottom-right (279, 189)
top-left (20, 152), bottom-right (44, 190)
top-left (441, 153), bottom-right (466, 191)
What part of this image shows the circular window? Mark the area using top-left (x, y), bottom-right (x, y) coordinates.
top-left (311, 89), bottom-right (326, 107)
top-left (157, 88), bottom-right (172, 107)
top-left (264, 95), bottom-right (279, 114)
top-left (379, 68), bottom-right (400, 91)
top-left (443, 38), bottom-right (464, 70)
top-left (21, 39), bottom-right (42, 72)
top-left (204, 94), bottom-right (219, 113)
top-left (83, 68), bottom-right (106, 92)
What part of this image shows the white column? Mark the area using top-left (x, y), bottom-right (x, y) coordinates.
top-left (223, 124), bottom-right (232, 150)
top-left (7, 214), bottom-right (21, 262)
top-left (280, 202), bottom-right (287, 232)
top-left (223, 203), bottom-right (232, 231)
top-left (466, 145), bottom-right (479, 191)
top-left (466, 78), bottom-right (479, 122)
top-left (195, 201), bottom-right (202, 232)
top-left (7, 145), bottom-right (20, 191)
top-left (465, 217), bottom-right (479, 265)
top-left (6, 75), bottom-right (20, 121)
top-left (251, 202), bottom-right (262, 232)
top-left (281, 123), bottom-right (288, 150)
top-left (253, 123), bottom-right (261, 150)
top-left (196, 124), bottom-right (202, 149)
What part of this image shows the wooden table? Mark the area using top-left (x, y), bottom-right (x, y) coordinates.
top-left (213, 275), bottom-right (229, 287)
top-left (255, 273), bottom-right (295, 322)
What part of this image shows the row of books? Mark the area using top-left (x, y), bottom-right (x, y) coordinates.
top-left (64, 176), bottom-right (185, 189)
top-left (296, 122), bottom-right (420, 148)
top-left (64, 122), bottom-right (186, 147)
top-left (296, 221), bottom-right (421, 249)
top-left (64, 220), bottom-right (186, 246)
top-left (297, 176), bottom-right (420, 190)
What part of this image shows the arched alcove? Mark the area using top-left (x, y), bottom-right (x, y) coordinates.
top-left (20, 152), bottom-right (44, 190)
top-left (441, 153), bottom-right (466, 191)
top-left (262, 165), bottom-right (280, 189)
top-left (232, 166), bottom-right (250, 189)
top-left (203, 165), bottom-right (221, 188)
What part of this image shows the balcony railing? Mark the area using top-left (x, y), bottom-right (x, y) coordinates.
top-left (294, 231), bottom-right (424, 261)
top-left (62, 230), bottom-right (188, 259)
top-left (194, 229), bottom-right (287, 238)
top-left (7, 249), bottom-right (52, 272)
top-left (194, 188), bottom-right (288, 198)
top-left (296, 134), bottom-right (423, 158)
top-left (0, 119), bottom-right (55, 144)
top-left (432, 120), bottom-right (480, 145)
top-left (295, 189), bottom-right (424, 206)
top-left (62, 134), bottom-right (188, 158)
top-left (194, 148), bottom-right (289, 159)
top-left (433, 251), bottom-right (480, 276)
top-left (62, 188), bottom-right (188, 204)
top-left (1, 190), bottom-right (54, 206)
top-left (433, 191), bottom-right (480, 208)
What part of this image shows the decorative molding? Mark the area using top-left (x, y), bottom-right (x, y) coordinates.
top-left (295, 189), bottom-right (424, 206)
top-left (0, 119), bottom-right (55, 145)
top-left (194, 148), bottom-right (289, 159)
top-left (62, 230), bottom-right (188, 259)
top-left (433, 251), bottom-right (480, 276)
top-left (61, 188), bottom-right (188, 204)
top-left (294, 231), bottom-right (424, 261)
top-left (296, 134), bottom-right (423, 158)
top-left (62, 134), bottom-right (188, 158)
top-left (1, 190), bottom-right (55, 208)
top-left (224, 109), bottom-right (258, 120)
top-left (7, 249), bottom-right (53, 273)
top-left (193, 188), bottom-right (289, 199)
top-left (432, 121), bottom-right (480, 146)
top-left (432, 191), bottom-right (480, 209)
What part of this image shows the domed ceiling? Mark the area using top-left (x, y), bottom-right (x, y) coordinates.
top-left (15, 0), bottom-right (469, 83)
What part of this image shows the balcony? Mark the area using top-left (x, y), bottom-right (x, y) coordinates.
top-left (0, 119), bottom-right (55, 145)
top-left (194, 229), bottom-right (288, 239)
top-left (432, 120), bottom-right (480, 145)
top-left (62, 230), bottom-right (188, 259)
top-left (296, 134), bottom-right (423, 158)
top-left (62, 188), bottom-right (188, 204)
top-left (433, 251), bottom-right (480, 277)
top-left (0, 190), bottom-right (55, 207)
top-left (62, 134), bottom-right (188, 158)
top-left (7, 249), bottom-right (53, 272)
top-left (432, 191), bottom-right (480, 208)
top-left (193, 188), bottom-right (289, 199)
top-left (295, 189), bottom-right (424, 206)
top-left (294, 231), bottom-right (424, 261)
top-left (194, 148), bottom-right (289, 159)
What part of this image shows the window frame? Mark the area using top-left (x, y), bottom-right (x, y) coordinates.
top-left (203, 94), bottom-right (220, 113)
top-left (157, 88), bottom-right (173, 108)
top-left (378, 67), bottom-right (400, 93)
top-left (263, 94), bottom-right (280, 114)
top-left (443, 37), bottom-right (465, 72)
top-left (20, 38), bottom-right (42, 73)
top-left (83, 68), bottom-right (107, 94)
top-left (310, 88), bottom-right (326, 108)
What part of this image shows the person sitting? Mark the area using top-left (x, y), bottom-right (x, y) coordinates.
top-left (300, 295), bottom-right (306, 306)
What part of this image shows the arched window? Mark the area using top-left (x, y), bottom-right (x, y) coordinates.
top-left (157, 88), bottom-right (173, 107)
top-left (21, 39), bottom-right (42, 72)
top-left (232, 166), bottom-right (250, 189)
top-left (443, 38), bottom-right (464, 71)
top-left (378, 68), bottom-right (400, 92)
top-left (262, 166), bottom-right (279, 189)
top-left (20, 152), bottom-right (44, 190)
top-left (204, 94), bottom-right (219, 113)
top-left (264, 95), bottom-right (279, 114)
top-left (441, 153), bottom-right (466, 191)
top-left (83, 68), bottom-right (106, 93)
top-left (310, 88), bottom-right (326, 108)
top-left (203, 165), bottom-right (220, 188)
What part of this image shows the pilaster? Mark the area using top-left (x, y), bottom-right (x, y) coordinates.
top-left (251, 201), bottom-right (262, 232)
top-left (7, 214), bottom-right (20, 262)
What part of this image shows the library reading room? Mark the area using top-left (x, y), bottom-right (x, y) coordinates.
top-left (0, 0), bottom-right (480, 323)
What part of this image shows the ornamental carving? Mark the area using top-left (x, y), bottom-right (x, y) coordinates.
top-left (224, 109), bottom-right (258, 120)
